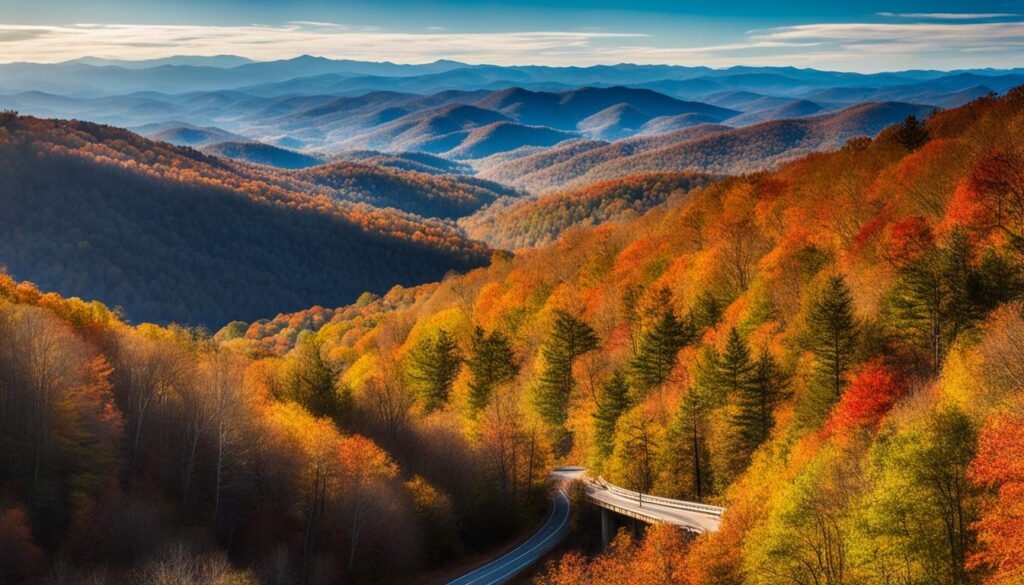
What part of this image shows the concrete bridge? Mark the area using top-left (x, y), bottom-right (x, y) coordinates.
top-left (552, 466), bottom-right (725, 546)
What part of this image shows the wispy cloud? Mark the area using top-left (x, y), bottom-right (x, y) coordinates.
top-left (877, 12), bottom-right (1019, 20)
top-left (0, 18), bottom-right (1022, 71)
top-left (0, 22), bottom-right (646, 65)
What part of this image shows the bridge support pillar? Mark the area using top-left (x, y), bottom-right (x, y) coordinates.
top-left (601, 508), bottom-right (611, 548)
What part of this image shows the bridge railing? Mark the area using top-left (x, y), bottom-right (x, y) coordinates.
top-left (594, 477), bottom-right (725, 518)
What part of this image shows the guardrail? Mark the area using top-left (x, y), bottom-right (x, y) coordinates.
top-left (593, 477), bottom-right (725, 518)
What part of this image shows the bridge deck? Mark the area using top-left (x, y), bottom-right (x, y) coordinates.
top-left (552, 467), bottom-right (723, 534)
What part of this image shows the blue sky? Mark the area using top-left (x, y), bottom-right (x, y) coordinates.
top-left (1, 0), bottom-right (1022, 70)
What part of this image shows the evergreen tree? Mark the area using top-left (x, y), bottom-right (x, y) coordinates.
top-left (807, 274), bottom-right (858, 398)
top-left (659, 381), bottom-right (714, 500)
top-left (629, 309), bottom-right (696, 394)
top-left (409, 330), bottom-right (462, 412)
top-left (694, 290), bottom-right (724, 331)
top-left (467, 327), bottom-right (518, 413)
top-left (592, 371), bottom-right (631, 465)
top-left (719, 327), bottom-right (755, 396)
top-left (888, 229), bottom-right (1002, 373)
top-left (893, 114), bottom-right (930, 151)
top-left (534, 311), bottom-right (599, 454)
top-left (288, 331), bottom-right (345, 419)
top-left (729, 348), bottom-right (787, 474)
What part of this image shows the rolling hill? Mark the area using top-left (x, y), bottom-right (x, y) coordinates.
top-left (142, 122), bottom-right (251, 146)
top-left (479, 101), bottom-right (935, 193)
top-left (292, 161), bottom-right (520, 219)
top-left (724, 98), bottom-right (826, 126)
top-left (0, 114), bottom-right (490, 326)
top-left (475, 86), bottom-right (738, 131)
top-left (201, 141), bottom-right (324, 169)
top-left (331, 149), bottom-right (473, 174)
top-left (476, 123), bottom-right (731, 190)
top-left (460, 172), bottom-right (717, 249)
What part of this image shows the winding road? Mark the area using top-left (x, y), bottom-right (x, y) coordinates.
top-left (446, 466), bottom-right (723, 583)
top-left (446, 489), bottom-right (571, 585)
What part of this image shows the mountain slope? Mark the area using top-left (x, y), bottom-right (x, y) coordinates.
top-left (483, 101), bottom-right (934, 192)
top-left (292, 161), bottom-right (520, 219)
top-left (202, 141), bottom-right (324, 169)
top-left (0, 115), bottom-right (489, 326)
top-left (460, 172), bottom-right (717, 249)
top-left (144, 123), bottom-right (250, 146)
top-left (445, 121), bottom-right (576, 159)
top-left (475, 86), bottom-right (738, 131)
top-left (477, 123), bottom-right (731, 191)
top-left (725, 98), bottom-right (825, 125)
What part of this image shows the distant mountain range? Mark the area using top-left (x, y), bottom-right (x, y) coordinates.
top-left (3, 56), bottom-right (1020, 99)
top-left (0, 80), bottom-right (969, 161)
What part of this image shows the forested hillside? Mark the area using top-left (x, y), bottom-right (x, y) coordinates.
top-left (293, 161), bottom-right (520, 219)
top-left (220, 88), bottom-right (1024, 585)
top-left (0, 272), bottom-right (551, 584)
top-left (201, 141), bottom-right (324, 169)
top-left (461, 172), bottom-right (717, 249)
top-left (0, 114), bottom-right (490, 326)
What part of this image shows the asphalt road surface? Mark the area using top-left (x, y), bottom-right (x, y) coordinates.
top-left (447, 489), bottom-right (570, 585)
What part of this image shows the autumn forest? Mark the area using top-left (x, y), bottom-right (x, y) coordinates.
top-left (2, 25), bottom-right (1024, 585)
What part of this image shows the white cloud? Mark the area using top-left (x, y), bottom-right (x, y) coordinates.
top-left (877, 12), bottom-right (1019, 19)
top-left (0, 18), bottom-right (1022, 71)
top-left (0, 23), bottom-right (646, 65)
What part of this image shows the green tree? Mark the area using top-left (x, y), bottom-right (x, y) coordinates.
top-left (467, 327), bottom-right (518, 413)
top-left (719, 328), bottom-right (755, 396)
top-left (852, 407), bottom-right (979, 584)
top-left (747, 444), bottom-right (858, 585)
top-left (611, 409), bottom-right (659, 495)
top-left (628, 308), bottom-right (695, 394)
top-left (889, 229), bottom-right (999, 373)
top-left (592, 371), bottom-right (631, 466)
top-left (807, 274), bottom-right (858, 400)
top-left (534, 311), bottom-right (599, 454)
top-left (892, 114), bottom-right (931, 151)
top-left (288, 331), bottom-right (346, 419)
top-left (729, 348), bottom-right (787, 474)
top-left (408, 329), bottom-right (462, 412)
top-left (693, 290), bottom-right (724, 331)
top-left (658, 381), bottom-right (715, 500)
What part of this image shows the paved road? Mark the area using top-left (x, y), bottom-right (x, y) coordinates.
top-left (447, 489), bottom-right (571, 585)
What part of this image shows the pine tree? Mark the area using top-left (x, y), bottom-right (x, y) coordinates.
top-left (807, 274), bottom-right (858, 398)
top-left (729, 348), bottom-right (787, 474)
top-left (409, 330), bottom-right (462, 413)
top-left (467, 327), bottom-right (518, 413)
top-left (534, 311), bottom-right (599, 454)
top-left (893, 114), bottom-right (930, 151)
top-left (288, 331), bottom-right (344, 419)
top-left (592, 371), bottom-right (630, 465)
top-left (889, 229), bottom-right (991, 373)
top-left (719, 327), bottom-right (755, 396)
top-left (629, 309), bottom-right (695, 394)
top-left (659, 382), bottom-right (715, 500)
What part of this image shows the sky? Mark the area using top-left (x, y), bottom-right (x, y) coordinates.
top-left (1, 0), bottom-right (1023, 71)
